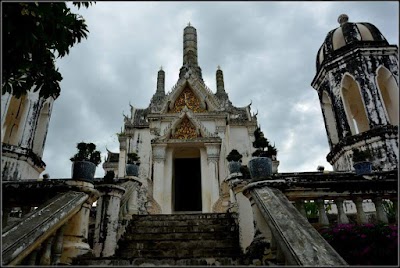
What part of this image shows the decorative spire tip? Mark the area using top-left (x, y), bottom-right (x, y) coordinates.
top-left (217, 65), bottom-right (221, 70)
top-left (338, 14), bottom-right (349, 26)
top-left (188, 22), bottom-right (191, 27)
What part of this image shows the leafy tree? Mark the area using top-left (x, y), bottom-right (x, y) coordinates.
top-left (2, 2), bottom-right (93, 99)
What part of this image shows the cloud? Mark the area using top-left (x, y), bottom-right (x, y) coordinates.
top-left (41, 2), bottom-right (398, 179)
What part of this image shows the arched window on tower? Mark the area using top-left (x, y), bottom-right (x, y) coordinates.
top-left (321, 91), bottom-right (339, 144)
top-left (376, 66), bottom-right (399, 125)
top-left (2, 95), bottom-right (29, 146)
top-left (32, 101), bottom-right (50, 157)
top-left (341, 74), bottom-right (370, 135)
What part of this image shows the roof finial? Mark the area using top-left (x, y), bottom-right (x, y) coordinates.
top-left (188, 22), bottom-right (191, 27)
top-left (160, 65), bottom-right (163, 71)
top-left (217, 65), bottom-right (221, 70)
top-left (338, 14), bottom-right (349, 26)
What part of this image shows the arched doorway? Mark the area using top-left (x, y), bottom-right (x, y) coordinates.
top-left (173, 147), bottom-right (202, 212)
top-left (341, 74), bottom-right (370, 134)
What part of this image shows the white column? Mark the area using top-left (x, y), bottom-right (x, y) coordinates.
top-left (373, 197), bottom-right (388, 224)
top-left (152, 144), bottom-right (167, 213)
top-left (205, 143), bottom-right (220, 212)
top-left (315, 199), bottom-right (329, 226)
top-left (117, 135), bottom-right (127, 178)
top-left (335, 198), bottom-right (349, 224)
top-left (163, 148), bottom-right (173, 214)
top-left (354, 197), bottom-right (367, 224)
top-left (93, 184), bottom-right (125, 257)
top-left (200, 148), bottom-right (210, 212)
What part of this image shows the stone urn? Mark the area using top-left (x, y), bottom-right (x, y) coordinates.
top-left (228, 161), bottom-right (242, 174)
top-left (353, 161), bottom-right (372, 175)
top-left (71, 161), bottom-right (96, 182)
top-left (126, 163), bottom-right (139, 177)
top-left (248, 157), bottom-right (272, 181)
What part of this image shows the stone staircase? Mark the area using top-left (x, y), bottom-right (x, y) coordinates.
top-left (76, 212), bottom-right (244, 266)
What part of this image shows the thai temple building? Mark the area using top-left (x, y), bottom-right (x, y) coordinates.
top-left (2, 14), bottom-right (398, 266)
top-left (103, 23), bottom-right (267, 214)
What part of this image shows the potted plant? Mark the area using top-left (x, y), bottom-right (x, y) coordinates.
top-left (248, 127), bottom-right (276, 181)
top-left (126, 152), bottom-right (140, 177)
top-left (70, 142), bottom-right (102, 182)
top-left (226, 149), bottom-right (243, 174)
top-left (352, 148), bottom-right (372, 175)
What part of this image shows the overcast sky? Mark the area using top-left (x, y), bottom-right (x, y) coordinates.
top-left (42, 1), bottom-right (399, 179)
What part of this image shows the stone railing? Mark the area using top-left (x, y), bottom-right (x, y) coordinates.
top-left (2, 179), bottom-right (100, 266)
top-left (275, 170), bottom-right (398, 226)
top-left (226, 169), bottom-right (397, 266)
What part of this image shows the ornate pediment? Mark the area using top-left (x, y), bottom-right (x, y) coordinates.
top-left (152, 107), bottom-right (219, 143)
top-left (171, 116), bottom-right (200, 139)
top-left (159, 72), bottom-right (223, 114)
top-left (169, 86), bottom-right (206, 113)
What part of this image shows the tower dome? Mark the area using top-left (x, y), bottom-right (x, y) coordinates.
top-left (316, 14), bottom-right (389, 71)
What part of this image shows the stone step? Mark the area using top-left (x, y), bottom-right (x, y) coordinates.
top-left (129, 218), bottom-right (236, 227)
top-left (122, 231), bottom-right (238, 241)
top-left (119, 238), bottom-right (238, 251)
top-left (125, 224), bottom-right (237, 234)
top-left (131, 213), bottom-right (236, 222)
top-left (75, 257), bottom-right (243, 266)
top-left (117, 247), bottom-right (241, 259)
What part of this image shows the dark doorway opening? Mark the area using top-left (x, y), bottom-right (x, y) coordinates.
top-left (174, 158), bottom-right (202, 212)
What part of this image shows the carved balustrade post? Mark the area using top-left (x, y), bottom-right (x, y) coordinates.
top-left (225, 174), bottom-right (256, 253)
top-left (51, 224), bottom-right (66, 265)
top-left (353, 197), bottom-right (367, 224)
top-left (26, 248), bottom-right (40, 265)
top-left (315, 199), bottom-right (329, 227)
top-left (294, 200), bottom-right (307, 219)
top-left (60, 180), bottom-right (100, 264)
top-left (373, 196), bottom-right (388, 224)
top-left (39, 235), bottom-right (54, 265)
top-left (93, 184), bottom-right (126, 257)
top-left (334, 198), bottom-right (349, 224)
top-left (391, 198), bottom-right (398, 223)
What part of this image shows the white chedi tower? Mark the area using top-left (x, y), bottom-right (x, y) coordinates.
top-left (311, 14), bottom-right (399, 172)
top-left (1, 90), bottom-right (56, 180)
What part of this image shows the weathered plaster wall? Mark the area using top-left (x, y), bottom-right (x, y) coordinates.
top-left (1, 156), bottom-right (41, 181)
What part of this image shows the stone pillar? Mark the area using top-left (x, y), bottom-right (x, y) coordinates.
top-left (315, 199), bottom-right (329, 226)
top-left (294, 200), bottom-right (307, 219)
top-left (335, 198), bottom-right (349, 224)
top-left (93, 184), bottom-right (126, 257)
top-left (353, 197), bottom-right (367, 224)
top-left (26, 248), bottom-right (39, 265)
top-left (39, 235), bottom-right (54, 265)
top-left (118, 135), bottom-right (127, 178)
top-left (391, 198), bottom-right (398, 223)
top-left (60, 180), bottom-right (99, 264)
top-left (205, 143), bottom-right (220, 211)
top-left (152, 144), bottom-right (167, 213)
top-left (226, 175), bottom-right (255, 252)
top-left (51, 224), bottom-right (66, 265)
top-left (373, 196), bottom-right (388, 224)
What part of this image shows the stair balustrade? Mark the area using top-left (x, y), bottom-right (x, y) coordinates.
top-left (226, 169), bottom-right (397, 266)
top-left (2, 179), bottom-right (100, 266)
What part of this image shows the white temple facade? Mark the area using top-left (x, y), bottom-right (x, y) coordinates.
top-left (104, 24), bottom-right (269, 214)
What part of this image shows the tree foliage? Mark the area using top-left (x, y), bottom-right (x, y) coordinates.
top-left (2, 2), bottom-right (93, 99)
